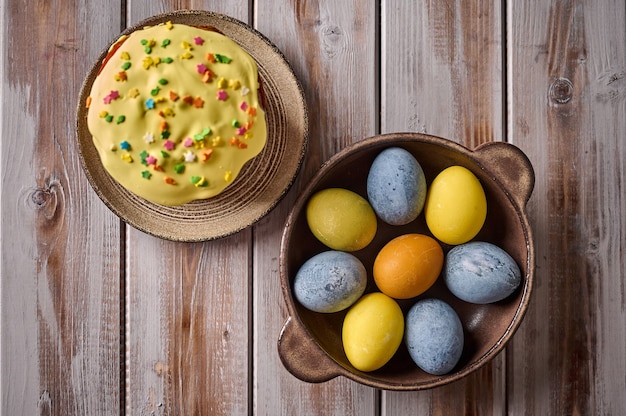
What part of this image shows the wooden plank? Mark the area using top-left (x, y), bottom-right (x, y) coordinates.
top-left (506, 0), bottom-right (626, 414)
top-left (1, 1), bottom-right (123, 415)
top-left (381, 0), bottom-right (504, 146)
top-left (253, 0), bottom-right (379, 414)
top-left (380, 0), bottom-right (506, 414)
top-left (124, 2), bottom-right (252, 415)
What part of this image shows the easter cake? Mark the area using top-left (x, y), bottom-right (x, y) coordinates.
top-left (85, 20), bottom-right (267, 206)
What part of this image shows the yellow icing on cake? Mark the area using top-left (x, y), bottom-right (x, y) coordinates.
top-left (86, 22), bottom-right (267, 205)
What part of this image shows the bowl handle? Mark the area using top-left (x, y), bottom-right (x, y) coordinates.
top-left (474, 142), bottom-right (535, 207)
top-left (278, 316), bottom-right (341, 383)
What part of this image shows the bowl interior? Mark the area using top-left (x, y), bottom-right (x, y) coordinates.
top-left (281, 134), bottom-right (532, 387)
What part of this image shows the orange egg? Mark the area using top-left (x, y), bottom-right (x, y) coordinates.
top-left (373, 234), bottom-right (444, 299)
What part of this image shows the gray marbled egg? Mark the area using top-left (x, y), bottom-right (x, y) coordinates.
top-left (444, 241), bottom-right (522, 304)
top-left (367, 147), bottom-right (427, 225)
top-left (293, 251), bottom-right (367, 313)
top-left (405, 298), bottom-right (464, 375)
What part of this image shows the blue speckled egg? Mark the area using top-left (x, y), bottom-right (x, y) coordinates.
top-left (405, 299), bottom-right (464, 375)
top-left (444, 241), bottom-right (522, 304)
top-left (367, 147), bottom-right (427, 225)
top-left (293, 251), bottom-right (367, 313)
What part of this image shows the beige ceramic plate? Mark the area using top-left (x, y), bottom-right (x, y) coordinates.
top-left (77, 10), bottom-right (308, 241)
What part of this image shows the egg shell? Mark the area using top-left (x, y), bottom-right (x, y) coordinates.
top-left (373, 234), bottom-right (443, 299)
top-left (443, 241), bottom-right (522, 304)
top-left (342, 292), bottom-right (404, 372)
top-left (424, 165), bottom-right (487, 245)
top-left (306, 188), bottom-right (377, 252)
top-left (294, 251), bottom-right (368, 313)
top-left (367, 147), bottom-right (427, 225)
top-left (405, 298), bottom-right (464, 375)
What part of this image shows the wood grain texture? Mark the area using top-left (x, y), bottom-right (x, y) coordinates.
top-left (123, 2), bottom-right (252, 415)
top-left (2, 0), bottom-right (625, 414)
top-left (253, 0), bottom-right (379, 414)
top-left (507, 0), bottom-right (626, 414)
top-left (1, 1), bottom-right (123, 415)
top-left (381, 0), bottom-right (504, 147)
top-left (380, 0), bottom-right (506, 414)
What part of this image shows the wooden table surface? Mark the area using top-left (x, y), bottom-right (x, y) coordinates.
top-left (2, 0), bottom-right (625, 414)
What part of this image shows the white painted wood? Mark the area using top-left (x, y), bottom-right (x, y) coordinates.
top-left (2, 0), bottom-right (625, 414)
top-left (1, 2), bottom-right (123, 414)
top-left (506, 0), bottom-right (626, 414)
top-left (380, 0), bottom-right (506, 414)
top-left (123, 2), bottom-right (253, 415)
top-left (253, 0), bottom-right (380, 414)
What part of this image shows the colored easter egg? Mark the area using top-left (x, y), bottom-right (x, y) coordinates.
top-left (405, 298), bottom-right (464, 375)
top-left (367, 147), bottom-right (427, 225)
top-left (425, 166), bottom-right (487, 245)
top-left (373, 234), bottom-right (444, 299)
top-left (306, 188), bottom-right (377, 251)
top-left (443, 241), bottom-right (522, 304)
top-left (294, 251), bottom-right (367, 313)
top-left (342, 293), bottom-right (404, 372)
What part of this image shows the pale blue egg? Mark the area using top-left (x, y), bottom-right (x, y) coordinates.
top-left (293, 251), bottom-right (367, 313)
top-left (367, 147), bottom-right (427, 225)
top-left (444, 241), bottom-right (522, 304)
top-left (405, 299), bottom-right (464, 375)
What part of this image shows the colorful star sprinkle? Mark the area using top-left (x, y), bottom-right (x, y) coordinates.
top-left (193, 128), bottom-right (211, 141)
top-left (201, 149), bottom-right (213, 162)
top-left (216, 90), bottom-right (228, 101)
top-left (120, 140), bottom-right (131, 150)
top-left (193, 97), bottom-right (204, 108)
top-left (139, 150), bottom-right (149, 165)
top-left (196, 63), bottom-right (208, 74)
top-left (190, 176), bottom-right (209, 187)
top-left (145, 98), bottom-right (155, 109)
top-left (193, 36), bottom-right (204, 45)
top-left (103, 90), bottom-right (119, 104)
top-left (214, 54), bottom-right (232, 64)
top-left (184, 150), bottom-right (196, 162)
top-left (174, 163), bottom-right (185, 174)
top-left (163, 140), bottom-right (175, 151)
top-left (143, 132), bottom-right (155, 144)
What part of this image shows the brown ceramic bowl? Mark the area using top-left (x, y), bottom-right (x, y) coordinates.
top-left (278, 132), bottom-right (535, 390)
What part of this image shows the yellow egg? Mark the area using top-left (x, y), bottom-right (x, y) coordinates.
top-left (342, 292), bottom-right (404, 372)
top-left (306, 188), bottom-right (377, 251)
top-left (425, 166), bottom-right (487, 245)
top-left (373, 234), bottom-right (443, 299)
